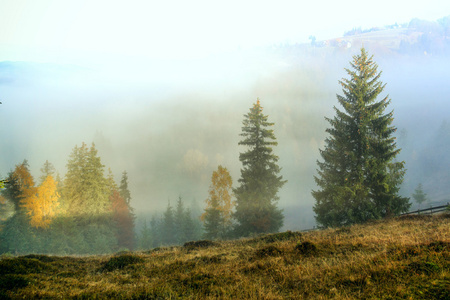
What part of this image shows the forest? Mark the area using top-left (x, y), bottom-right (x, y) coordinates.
top-left (1, 16), bottom-right (450, 255)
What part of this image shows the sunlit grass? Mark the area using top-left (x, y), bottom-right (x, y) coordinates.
top-left (1, 213), bottom-right (449, 299)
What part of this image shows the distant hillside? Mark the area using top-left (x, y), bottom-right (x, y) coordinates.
top-left (318, 16), bottom-right (450, 56)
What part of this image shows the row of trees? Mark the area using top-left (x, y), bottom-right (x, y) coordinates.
top-left (138, 197), bottom-right (203, 249)
top-left (1, 47), bottom-right (413, 252)
top-left (200, 48), bottom-right (411, 238)
top-left (0, 143), bottom-right (135, 255)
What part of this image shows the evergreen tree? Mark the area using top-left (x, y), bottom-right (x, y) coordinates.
top-left (233, 99), bottom-right (286, 236)
top-left (174, 196), bottom-right (186, 244)
top-left (63, 143), bottom-right (110, 218)
top-left (139, 219), bottom-right (152, 250)
top-left (412, 183), bottom-right (428, 207)
top-left (183, 207), bottom-right (198, 242)
top-left (119, 171), bottom-right (131, 206)
top-left (39, 160), bottom-right (56, 184)
top-left (149, 215), bottom-right (160, 247)
top-left (161, 201), bottom-right (176, 245)
top-left (62, 143), bottom-right (117, 254)
top-left (2, 160), bottom-right (35, 212)
top-left (313, 48), bottom-right (410, 228)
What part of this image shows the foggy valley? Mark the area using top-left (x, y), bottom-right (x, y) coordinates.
top-left (1, 15), bottom-right (450, 242)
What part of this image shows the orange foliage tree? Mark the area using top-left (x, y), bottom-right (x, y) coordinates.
top-left (201, 165), bottom-right (234, 239)
top-left (21, 175), bottom-right (60, 229)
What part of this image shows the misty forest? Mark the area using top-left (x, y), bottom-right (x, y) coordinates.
top-left (1, 16), bottom-right (450, 256)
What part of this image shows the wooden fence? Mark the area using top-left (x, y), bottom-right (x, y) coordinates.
top-left (400, 203), bottom-right (450, 216)
top-left (298, 203), bottom-right (450, 232)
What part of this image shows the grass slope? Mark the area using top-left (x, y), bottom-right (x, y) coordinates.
top-left (1, 214), bottom-right (449, 299)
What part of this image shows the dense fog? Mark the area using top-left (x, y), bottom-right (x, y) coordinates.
top-left (1, 17), bottom-right (450, 233)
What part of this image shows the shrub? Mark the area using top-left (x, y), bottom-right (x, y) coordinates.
top-left (102, 254), bottom-right (144, 272)
top-left (295, 241), bottom-right (318, 256)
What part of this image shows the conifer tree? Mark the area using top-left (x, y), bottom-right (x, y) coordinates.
top-left (312, 48), bottom-right (410, 227)
top-left (119, 171), bottom-right (131, 206)
top-left (118, 170), bottom-right (135, 235)
top-left (412, 183), bottom-right (428, 207)
top-left (39, 160), bottom-right (56, 184)
top-left (63, 143), bottom-right (110, 217)
top-left (139, 219), bottom-right (152, 250)
top-left (233, 99), bottom-right (286, 236)
top-left (174, 196), bottom-right (186, 244)
top-left (183, 207), bottom-right (199, 242)
top-left (149, 215), bottom-right (160, 247)
top-left (161, 201), bottom-right (175, 245)
top-left (2, 160), bottom-right (35, 212)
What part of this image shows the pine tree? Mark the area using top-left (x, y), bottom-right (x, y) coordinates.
top-left (62, 143), bottom-right (117, 253)
top-left (412, 183), bottom-right (428, 207)
top-left (174, 196), bottom-right (186, 244)
top-left (233, 99), bottom-right (286, 236)
top-left (313, 48), bottom-right (410, 228)
top-left (182, 207), bottom-right (198, 242)
top-left (201, 165), bottom-right (234, 240)
top-left (39, 160), bottom-right (56, 184)
top-left (161, 201), bottom-right (176, 245)
top-left (118, 170), bottom-right (135, 237)
top-left (119, 171), bottom-right (131, 206)
top-left (149, 215), bottom-right (160, 247)
top-left (2, 160), bottom-right (35, 212)
top-left (139, 219), bottom-right (152, 250)
top-left (63, 143), bottom-right (110, 217)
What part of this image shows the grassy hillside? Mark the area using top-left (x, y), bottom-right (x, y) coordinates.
top-left (1, 213), bottom-right (449, 299)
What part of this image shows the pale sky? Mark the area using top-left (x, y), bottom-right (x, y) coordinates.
top-left (0, 0), bottom-right (448, 64)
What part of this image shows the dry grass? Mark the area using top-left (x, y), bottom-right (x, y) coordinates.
top-left (1, 213), bottom-right (449, 299)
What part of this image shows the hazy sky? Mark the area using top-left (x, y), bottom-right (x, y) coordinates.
top-left (0, 0), bottom-right (448, 64)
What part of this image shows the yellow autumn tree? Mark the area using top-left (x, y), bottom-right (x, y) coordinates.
top-left (22, 175), bottom-right (60, 229)
top-left (201, 165), bottom-right (234, 239)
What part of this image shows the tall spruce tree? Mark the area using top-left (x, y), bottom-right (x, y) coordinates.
top-left (312, 48), bottom-right (410, 228)
top-left (233, 99), bottom-right (286, 236)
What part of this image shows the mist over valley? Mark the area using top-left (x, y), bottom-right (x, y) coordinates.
top-left (1, 16), bottom-right (450, 235)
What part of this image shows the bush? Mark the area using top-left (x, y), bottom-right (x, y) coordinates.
top-left (102, 254), bottom-right (144, 272)
top-left (253, 245), bottom-right (282, 259)
top-left (295, 241), bottom-right (318, 256)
